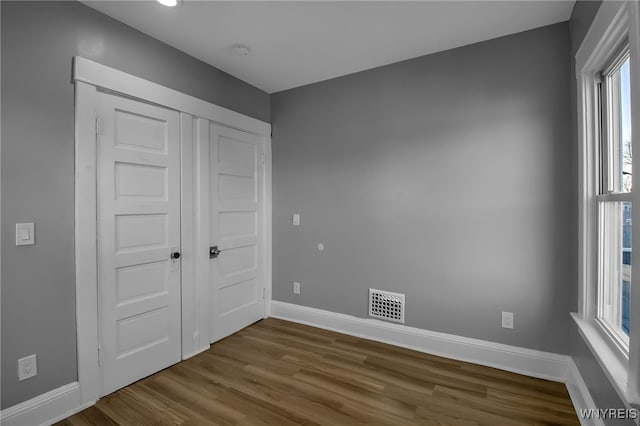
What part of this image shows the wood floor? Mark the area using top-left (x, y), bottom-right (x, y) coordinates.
top-left (58, 318), bottom-right (579, 426)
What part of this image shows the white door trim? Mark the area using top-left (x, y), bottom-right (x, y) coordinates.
top-left (74, 57), bottom-right (272, 407)
top-left (73, 57), bottom-right (270, 137)
top-left (75, 80), bottom-right (101, 406)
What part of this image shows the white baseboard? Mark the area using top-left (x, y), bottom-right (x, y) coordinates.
top-left (566, 358), bottom-right (606, 426)
top-left (1, 303), bottom-right (601, 426)
top-left (270, 301), bottom-right (570, 382)
top-left (0, 382), bottom-right (93, 426)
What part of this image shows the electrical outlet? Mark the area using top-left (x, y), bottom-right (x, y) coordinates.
top-left (502, 312), bottom-right (514, 329)
top-left (293, 281), bottom-right (301, 295)
top-left (18, 354), bottom-right (37, 381)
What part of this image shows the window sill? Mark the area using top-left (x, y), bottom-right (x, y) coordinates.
top-left (572, 312), bottom-right (632, 408)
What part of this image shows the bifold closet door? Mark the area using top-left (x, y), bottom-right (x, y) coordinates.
top-left (97, 91), bottom-right (182, 396)
top-left (209, 124), bottom-right (265, 342)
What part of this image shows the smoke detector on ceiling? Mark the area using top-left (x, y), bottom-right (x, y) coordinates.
top-left (230, 44), bottom-right (251, 57)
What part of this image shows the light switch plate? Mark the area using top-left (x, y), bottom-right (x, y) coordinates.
top-left (15, 223), bottom-right (35, 246)
top-left (293, 213), bottom-right (301, 226)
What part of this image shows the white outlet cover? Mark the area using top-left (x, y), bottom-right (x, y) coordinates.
top-left (293, 281), bottom-right (301, 294)
top-left (18, 354), bottom-right (37, 381)
top-left (502, 312), bottom-right (514, 329)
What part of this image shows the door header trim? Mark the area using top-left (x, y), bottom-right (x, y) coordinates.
top-left (73, 57), bottom-right (271, 137)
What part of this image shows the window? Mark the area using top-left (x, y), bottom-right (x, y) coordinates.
top-left (597, 47), bottom-right (632, 350)
top-left (576, 0), bottom-right (640, 407)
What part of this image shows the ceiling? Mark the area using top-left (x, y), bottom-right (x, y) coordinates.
top-left (82, 1), bottom-right (575, 94)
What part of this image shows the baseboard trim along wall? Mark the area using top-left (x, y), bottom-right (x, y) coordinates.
top-left (2, 301), bottom-right (601, 426)
top-left (271, 300), bottom-right (601, 425)
top-left (566, 358), bottom-right (606, 426)
top-left (271, 300), bottom-right (570, 381)
top-left (0, 382), bottom-right (93, 426)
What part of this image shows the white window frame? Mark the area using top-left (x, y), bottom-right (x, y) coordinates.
top-left (597, 44), bottom-right (631, 352)
top-left (576, 0), bottom-right (640, 410)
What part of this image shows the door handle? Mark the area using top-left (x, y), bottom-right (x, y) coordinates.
top-left (170, 247), bottom-right (181, 271)
top-left (209, 246), bottom-right (222, 259)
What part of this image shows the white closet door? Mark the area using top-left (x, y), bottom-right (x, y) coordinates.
top-left (97, 92), bottom-right (181, 396)
top-left (210, 124), bottom-right (265, 342)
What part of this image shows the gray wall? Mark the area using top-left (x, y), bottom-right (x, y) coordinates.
top-left (271, 23), bottom-right (573, 354)
top-left (1, 1), bottom-right (269, 409)
top-left (568, 1), bottom-right (633, 421)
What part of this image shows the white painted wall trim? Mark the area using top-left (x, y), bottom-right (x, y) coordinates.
top-left (179, 112), bottom-right (211, 359)
top-left (74, 80), bottom-right (101, 406)
top-left (191, 117), bottom-right (213, 357)
top-left (575, 0), bottom-right (640, 410)
top-left (572, 313), bottom-right (631, 408)
top-left (626, 0), bottom-right (640, 413)
top-left (270, 301), bottom-right (571, 382)
top-left (73, 57), bottom-right (270, 136)
top-left (263, 136), bottom-right (273, 318)
top-left (0, 382), bottom-right (93, 426)
top-left (566, 359), bottom-right (606, 426)
top-left (9, 303), bottom-right (602, 425)
top-left (180, 112), bottom-right (197, 357)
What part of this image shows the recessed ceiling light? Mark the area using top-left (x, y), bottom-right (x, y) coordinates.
top-left (230, 44), bottom-right (251, 57)
top-left (157, 0), bottom-right (182, 7)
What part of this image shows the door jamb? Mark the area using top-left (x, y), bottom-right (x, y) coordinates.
top-left (74, 57), bottom-right (272, 406)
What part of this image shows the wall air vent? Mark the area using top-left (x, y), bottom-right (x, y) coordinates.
top-left (368, 289), bottom-right (405, 323)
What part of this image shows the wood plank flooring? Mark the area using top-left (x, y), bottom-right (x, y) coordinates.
top-left (58, 318), bottom-right (579, 425)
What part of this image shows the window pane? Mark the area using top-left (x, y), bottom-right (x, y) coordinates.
top-left (620, 59), bottom-right (632, 192)
top-left (622, 202), bottom-right (631, 336)
top-left (606, 56), bottom-right (632, 193)
top-left (598, 201), bottom-right (631, 341)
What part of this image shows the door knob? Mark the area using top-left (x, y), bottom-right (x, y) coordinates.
top-left (171, 251), bottom-right (181, 259)
top-left (209, 246), bottom-right (221, 259)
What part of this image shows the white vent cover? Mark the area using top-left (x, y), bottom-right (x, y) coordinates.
top-left (368, 289), bottom-right (405, 323)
